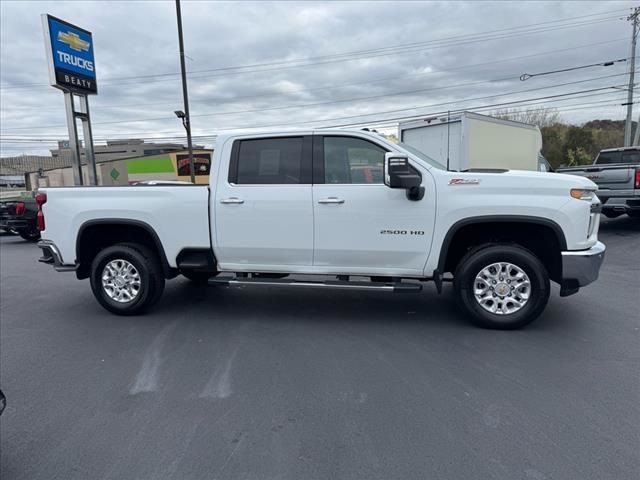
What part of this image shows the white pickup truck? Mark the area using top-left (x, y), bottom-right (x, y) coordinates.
top-left (37, 129), bottom-right (605, 329)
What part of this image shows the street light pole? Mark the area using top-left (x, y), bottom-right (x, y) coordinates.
top-left (175, 0), bottom-right (195, 183)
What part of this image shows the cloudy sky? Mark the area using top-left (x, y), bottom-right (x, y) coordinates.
top-left (0, 0), bottom-right (637, 156)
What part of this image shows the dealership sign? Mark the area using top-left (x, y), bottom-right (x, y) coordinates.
top-left (42, 14), bottom-right (97, 94)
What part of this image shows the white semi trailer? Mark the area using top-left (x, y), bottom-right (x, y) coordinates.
top-left (398, 112), bottom-right (545, 172)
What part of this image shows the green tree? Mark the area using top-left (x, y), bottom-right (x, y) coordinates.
top-left (563, 126), bottom-right (596, 164)
top-left (540, 124), bottom-right (567, 169)
top-left (566, 147), bottom-right (593, 167)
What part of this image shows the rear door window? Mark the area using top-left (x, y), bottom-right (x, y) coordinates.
top-left (230, 137), bottom-right (311, 184)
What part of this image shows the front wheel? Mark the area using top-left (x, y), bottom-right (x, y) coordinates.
top-left (90, 243), bottom-right (165, 315)
top-left (453, 245), bottom-right (550, 329)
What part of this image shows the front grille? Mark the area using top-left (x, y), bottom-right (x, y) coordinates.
top-left (587, 212), bottom-right (599, 238)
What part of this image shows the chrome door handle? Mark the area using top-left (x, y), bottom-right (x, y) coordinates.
top-left (318, 197), bottom-right (345, 204)
top-left (220, 197), bottom-right (244, 204)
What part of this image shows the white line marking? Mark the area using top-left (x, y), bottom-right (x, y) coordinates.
top-left (199, 347), bottom-right (238, 399)
top-left (129, 322), bottom-right (176, 395)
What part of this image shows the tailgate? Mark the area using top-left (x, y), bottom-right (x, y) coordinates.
top-left (577, 165), bottom-right (634, 190)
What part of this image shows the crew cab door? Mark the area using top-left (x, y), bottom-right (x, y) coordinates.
top-left (312, 134), bottom-right (436, 276)
top-left (213, 135), bottom-right (314, 270)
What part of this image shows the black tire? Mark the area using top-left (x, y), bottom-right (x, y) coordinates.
top-left (627, 211), bottom-right (640, 219)
top-left (18, 227), bottom-right (41, 242)
top-left (117, 242), bottom-right (166, 306)
top-left (181, 270), bottom-right (213, 284)
top-left (90, 243), bottom-right (165, 315)
top-left (453, 245), bottom-right (550, 330)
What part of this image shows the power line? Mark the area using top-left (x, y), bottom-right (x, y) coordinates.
top-left (4, 38), bottom-right (627, 114)
top-left (118, 9), bottom-right (630, 80)
top-left (520, 58), bottom-right (628, 80)
top-left (0, 10), bottom-right (626, 91)
top-left (0, 85), bottom-right (632, 142)
top-left (1, 71), bottom-right (630, 132)
top-left (321, 85), bottom-right (632, 129)
top-left (2, 82), bottom-right (635, 142)
top-left (0, 100), bottom-right (629, 148)
top-left (88, 16), bottom-right (631, 87)
top-left (145, 16), bottom-right (625, 81)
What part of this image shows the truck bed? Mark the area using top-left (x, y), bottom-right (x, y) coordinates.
top-left (40, 185), bottom-right (211, 268)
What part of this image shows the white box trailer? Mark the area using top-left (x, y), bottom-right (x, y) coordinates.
top-left (398, 112), bottom-right (544, 171)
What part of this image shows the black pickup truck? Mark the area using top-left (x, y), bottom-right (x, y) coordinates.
top-left (0, 195), bottom-right (41, 241)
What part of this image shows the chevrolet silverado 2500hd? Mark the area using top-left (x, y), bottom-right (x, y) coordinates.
top-left (37, 129), bottom-right (605, 329)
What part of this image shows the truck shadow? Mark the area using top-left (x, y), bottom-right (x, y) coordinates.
top-left (152, 279), bottom-right (580, 333)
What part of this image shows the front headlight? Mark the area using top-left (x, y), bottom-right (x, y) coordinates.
top-left (570, 188), bottom-right (596, 201)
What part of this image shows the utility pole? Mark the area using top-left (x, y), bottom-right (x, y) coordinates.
top-left (175, 0), bottom-right (195, 183)
top-left (633, 110), bottom-right (640, 145)
top-left (624, 7), bottom-right (639, 147)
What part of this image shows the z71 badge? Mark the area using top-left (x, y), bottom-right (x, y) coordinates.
top-left (449, 178), bottom-right (480, 185)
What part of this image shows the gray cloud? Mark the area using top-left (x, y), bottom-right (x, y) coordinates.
top-left (0, 0), bottom-right (636, 155)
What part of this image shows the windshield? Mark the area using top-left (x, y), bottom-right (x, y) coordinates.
top-left (397, 142), bottom-right (446, 169)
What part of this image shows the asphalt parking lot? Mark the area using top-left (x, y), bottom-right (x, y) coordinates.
top-left (1, 217), bottom-right (638, 480)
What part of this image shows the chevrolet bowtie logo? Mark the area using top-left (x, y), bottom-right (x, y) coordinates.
top-left (58, 31), bottom-right (90, 52)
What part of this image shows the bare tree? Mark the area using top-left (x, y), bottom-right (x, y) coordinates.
top-left (492, 107), bottom-right (562, 128)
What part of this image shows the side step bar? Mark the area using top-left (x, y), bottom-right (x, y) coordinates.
top-left (209, 276), bottom-right (423, 293)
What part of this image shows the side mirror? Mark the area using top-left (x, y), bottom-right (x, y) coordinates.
top-left (384, 152), bottom-right (424, 200)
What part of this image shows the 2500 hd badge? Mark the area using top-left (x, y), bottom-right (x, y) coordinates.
top-left (380, 229), bottom-right (425, 235)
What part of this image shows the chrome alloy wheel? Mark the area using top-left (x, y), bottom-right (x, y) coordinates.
top-left (101, 259), bottom-right (141, 303)
top-left (473, 262), bottom-right (531, 315)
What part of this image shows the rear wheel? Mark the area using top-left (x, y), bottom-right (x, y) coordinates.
top-left (453, 245), bottom-right (550, 329)
top-left (90, 243), bottom-right (165, 315)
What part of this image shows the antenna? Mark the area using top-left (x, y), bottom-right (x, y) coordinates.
top-left (446, 110), bottom-right (451, 171)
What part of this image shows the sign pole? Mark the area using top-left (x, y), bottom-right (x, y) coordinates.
top-left (79, 95), bottom-right (97, 185)
top-left (63, 91), bottom-right (84, 185)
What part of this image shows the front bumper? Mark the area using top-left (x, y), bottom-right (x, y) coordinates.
top-left (560, 241), bottom-right (606, 296)
top-left (37, 240), bottom-right (77, 272)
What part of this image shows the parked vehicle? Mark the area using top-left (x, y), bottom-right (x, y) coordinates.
top-left (129, 180), bottom-right (193, 186)
top-left (556, 146), bottom-right (640, 218)
top-left (0, 193), bottom-right (41, 241)
top-left (37, 129), bottom-right (605, 329)
top-left (398, 112), bottom-right (546, 172)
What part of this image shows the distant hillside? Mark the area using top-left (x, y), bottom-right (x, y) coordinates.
top-left (542, 119), bottom-right (636, 168)
top-left (494, 109), bottom-right (637, 168)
